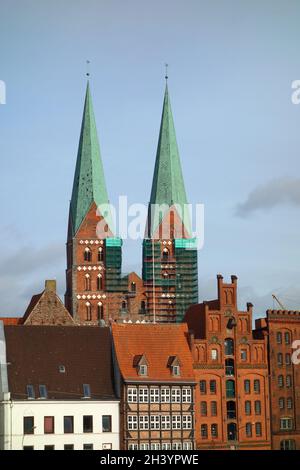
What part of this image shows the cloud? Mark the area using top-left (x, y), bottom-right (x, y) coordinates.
top-left (235, 177), bottom-right (300, 217)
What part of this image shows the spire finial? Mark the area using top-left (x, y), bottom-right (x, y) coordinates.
top-left (165, 63), bottom-right (168, 82)
top-left (86, 60), bottom-right (90, 78)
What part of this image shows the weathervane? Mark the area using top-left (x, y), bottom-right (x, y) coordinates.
top-left (165, 63), bottom-right (168, 82)
top-left (86, 60), bottom-right (90, 78)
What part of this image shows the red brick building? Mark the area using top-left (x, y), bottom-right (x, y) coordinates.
top-left (112, 323), bottom-right (196, 450)
top-left (184, 275), bottom-right (271, 450)
top-left (256, 309), bottom-right (300, 450)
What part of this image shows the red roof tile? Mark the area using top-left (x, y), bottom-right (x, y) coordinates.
top-left (0, 317), bottom-right (22, 325)
top-left (112, 323), bottom-right (195, 382)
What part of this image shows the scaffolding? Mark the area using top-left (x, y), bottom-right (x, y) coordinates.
top-left (105, 238), bottom-right (127, 292)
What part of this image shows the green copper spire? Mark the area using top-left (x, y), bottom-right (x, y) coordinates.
top-left (148, 84), bottom-right (191, 237)
top-left (70, 82), bottom-right (113, 235)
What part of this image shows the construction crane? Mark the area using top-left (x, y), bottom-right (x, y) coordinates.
top-left (272, 294), bottom-right (286, 310)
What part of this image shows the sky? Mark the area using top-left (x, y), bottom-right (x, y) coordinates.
top-left (0, 0), bottom-right (300, 319)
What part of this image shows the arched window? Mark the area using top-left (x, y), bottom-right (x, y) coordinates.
top-left (226, 380), bottom-right (235, 398)
top-left (97, 274), bottom-right (103, 291)
top-left (227, 401), bottom-right (236, 419)
top-left (98, 247), bottom-right (103, 262)
top-left (97, 302), bottom-right (104, 320)
top-left (285, 353), bottom-right (291, 365)
top-left (277, 353), bottom-right (283, 365)
top-left (227, 422), bottom-right (237, 441)
top-left (286, 375), bottom-right (292, 388)
top-left (85, 274), bottom-right (91, 291)
top-left (85, 302), bottom-right (92, 321)
top-left (279, 397), bottom-right (285, 409)
top-left (287, 397), bottom-right (293, 409)
top-left (285, 332), bottom-right (291, 345)
top-left (225, 338), bottom-right (234, 356)
top-left (245, 400), bottom-right (251, 415)
top-left (254, 379), bottom-right (260, 393)
top-left (280, 440), bottom-right (296, 450)
top-left (84, 247), bottom-right (92, 262)
top-left (278, 375), bottom-right (284, 388)
top-left (131, 282), bottom-right (136, 293)
top-left (276, 332), bottom-right (282, 344)
top-left (225, 358), bottom-right (235, 376)
top-left (162, 248), bottom-right (169, 261)
top-left (122, 300), bottom-right (127, 310)
top-left (246, 422), bottom-right (252, 437)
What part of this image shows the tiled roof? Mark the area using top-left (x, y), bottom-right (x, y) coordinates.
top-left (0, 317), bottom-right (22, 325)
top-left (4, 326), bottom-right (116, 400)
top-left (112, 323), bottom-right (195, 382)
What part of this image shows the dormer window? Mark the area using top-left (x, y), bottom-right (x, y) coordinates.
top-left (39, 385), bottom-right (47, 399)
top-left (139, 364), bottom-right (148, 376)
top-left (26, 384), bottom-right (35, 399)
top-left (133, 354), bottom-right (149, 376)
top-left (172, 365), bottom-right (180, 376)
top-left (167, 356), bottom-right (181, 377)
top-left (83, 384), bottom-right (91, 398)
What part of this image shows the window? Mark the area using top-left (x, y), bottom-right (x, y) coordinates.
top-left (245, 401), bottom-right (251, 416)
top-left (24, 417), bottom-right (34, 435)
top-left (210, 380), bottom-right (217, 394)
top-left (244, 379), bottom-right (250, 394)
top-left (97, 274), bottom-right (103, 291)
top-left (83, 444), bottom-right (93, 450)
top-left (211, 424), bottom-right (218, 438)
top-left (183, 442), bottom-right (193, 450)
top-left (162, 248), bottom-right (169, 260)
top-left (279, 397), bottom-right (285, 409)
top-left (200, 380), bottom-right (206, 395)
top-left (83, 415), bottom-right (93, 433)
top-left (84, 247), bottom-right (92, 262)
top-left (97, 303), bottom-right (104, 320)
top-left (83, 384), bottom-right (91, 398)
top-left (150, 415), bottom-right (160, 430)
top-left (254, 379), bottom-right (260, 394)
top-left (285, 332), bottom-right (291, 345)
top-left (59, 365), bottom-right (65, 373)
top-left (139, 364), bottom-right (147, 376)
top-left (172, 415), bottom-right (181, 430)
top-left (241, 349), bottom-right (247, 361)
top-left (64, 445), bottom-right (74, 450)
top-left (255, 422), bottom-right (262, 437)
top-left (171, 388), bottom-right (181, 403)
top-left (255, 400), bottom-right (261, 415)
top-left (128, 415), bottom-right (138, 431)
top-left (287, 397), bottom-right (293, 409)
top-left (280, 418), bottom-right (293, 430)
top-left (211, 401), bottom-right (217, 416)
top-left (86, 302), bottom-right (92, 321)
top-left (182, 388), bottom-right (192, 403)
top-left (102, 415), bottom-right (112, 432)
top-left (161, 443), bottom-right (171, 450)
top-left (127, 387), bottom-right (137, 403)
top-left (225, 338), bottom-right (234, 356)
top-left (246, 422), bottom-right (252, 437)
top-left (64, 416), bottom-right (74, 434)
top-left (140, 300), bottom-right (146, 312)
top-left (172, 442), bottom-right (182, 450)
top-left (286, 375), bottom-right (292, 388)
top-left (227, 401), bottom-right (236, 419)
top-left (161, 387), bottom-right (170, 403)
top-left (139, 388), bottom-right (149, 403)
top-left (285, 353), bottom-right (291, 365)
top-left (150, 388), bottom-right (160, 403)
top-left (44, 416), bottom-right (54, 434)
top-left (280, 440), bottom-right (296, 450)
top-left (278, 375), bottom-right (284, 388)
top-left (172, 365), bottom-right (180, 376)
top-left (151, 443), bottom-right (160, 450)
top-left (140, 443), bottom-right (150, 450)
top-left (26, 384), bottom-right (35, 399)
top-left (182, 415), bottom-right (192, 429)
top-left (161, 415), bottom-right (171, 430)
top-left (139, 415), bottom-right (149, 430)
top-left (226, 380), bottom-right (235, 398)
top-left (227, 422), bottom-right (237, 441)
top-left (85, 274), bottom-right (91, 291)
top-left (98, 247), bottom-right (103, 262)
top-left (122, 300), bottom-right (127, 310)
top-left (131, 282), bottom-right (136, 293)
top-left (201, 401), bottom-right (207, 416)
top-left (44, 445), bottom-right (55, 450)
top-left (39, 384), bottom-right (47, 399)
top-left (277, 353), bottom-right (283, 366)
top-left (128, 443), bottom-right (139, 450)
top-left (276, 332), bottom-right (282, 344)
top-left (201, 424), bottom-right (208, 439)
top-left (211, 349), bottom-right (218, 360)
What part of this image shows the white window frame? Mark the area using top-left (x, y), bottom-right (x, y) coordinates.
top-left (139, 387), bottom-right (149, 403)
top-left (139, 365), bottom-right (148, 376)
top-left (171, 387), bottom-right (181, 403)
top-left (150, 443), bottom-right (160, 450)
top-left (182, 414), bottom-right (192, 430)
top-left (172, 415), bottom-right (181, 430)
top-left (172, 365), bottom-right (180, 376)
top-left (128, 443), bottom-right (139, 450)
top-left (150, 415), bottom-right (160, 430)
top-left (211, 348), bottom-right (218, 360)
top-left (139, 415), bottom-right (149, 430)
top-left (150, 388), bottom-right (160, 403)
top-left (140, 443), bottom-right (150, 450)
top-left (161, 443), bottom-right (171, 450)
top-left (183, 442), bottom-right (193, 450)
top-left (280, 417), bottom-right (293, 430)
top-left (182, 387), bottom-right (192, 403)
top-left (127, 387), bottom-right (137, 403)
top-left (172, 442), bottom-right (182, 450)
top-left (161, 387), bottom-right (170, 403)
top-left (161, 415), bottom-right (171, 430)
top-left (127, 415), bottom-right (138, 431)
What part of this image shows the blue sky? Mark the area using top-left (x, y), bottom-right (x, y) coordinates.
top-left (0, 0), bottom-right (300, 318)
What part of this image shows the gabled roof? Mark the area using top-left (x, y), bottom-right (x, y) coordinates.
top-left (70, 82), bottom-right (113, 236)
top-left (147, 85), bottom-right (191, 237)
top-left (112, 323), bottom-right (195, 382)
top-left (4, 326), bottom-right (116, 400)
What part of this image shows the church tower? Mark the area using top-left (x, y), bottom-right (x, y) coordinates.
top-left (65, 82), bottom-right (126, 324)
top-left (142, 83), bottom-right (198, 322)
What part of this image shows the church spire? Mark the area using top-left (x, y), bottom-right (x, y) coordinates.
top-left (148, 83), bottom-right (191, 237)
top-left (69, 82), bottom-right (112, 235)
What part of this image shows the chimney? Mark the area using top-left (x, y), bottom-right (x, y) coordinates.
top-left (45, 280), bottom-right (56, 293)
